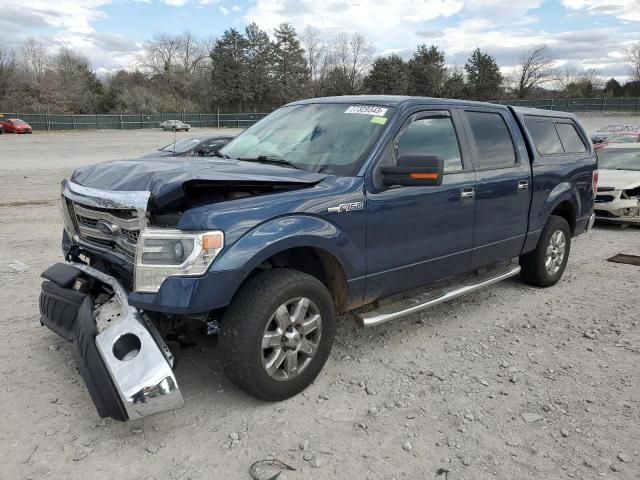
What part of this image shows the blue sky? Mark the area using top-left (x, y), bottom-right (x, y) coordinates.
top-left (0, 0), bottom-right (638, 81)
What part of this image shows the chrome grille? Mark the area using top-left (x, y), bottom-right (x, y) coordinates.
top-left (68, 202), bottom-right (140, 260)
top-left (60, 180), bottom-right (150, 265)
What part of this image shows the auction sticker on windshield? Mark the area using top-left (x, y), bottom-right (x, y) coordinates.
top-left (345, 105), bottom-right (389, 116)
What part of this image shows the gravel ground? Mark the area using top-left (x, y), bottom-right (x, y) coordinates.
top-left (1, 117), bottom-right (639, 480)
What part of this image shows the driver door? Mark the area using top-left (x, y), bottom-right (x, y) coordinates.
top-left (364, 109), bottom-right (476, 300)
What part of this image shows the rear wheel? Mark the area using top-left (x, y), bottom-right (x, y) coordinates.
top-left (220, 268), bottom-right (335, 401)
top-left (520, 215), bottom-right (571, 287)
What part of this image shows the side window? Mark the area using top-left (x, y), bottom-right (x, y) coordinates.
top-left (555, 123), bottom-right (587, 153)
top-left (465, 111), bottom-right (516, 169)
top-left (526, 120), bottom-right (564, 154)
top-left (394, 116), bottom-right (463, 172)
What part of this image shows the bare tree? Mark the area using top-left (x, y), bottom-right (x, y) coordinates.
top-left (0, 42), bottom-right (18, 104)
top-left (513, 45), bottom-right (554, 98)
top-left (300, 27), bottom-right (324, 83)
top-left (626, 42), bottom-right (640, 82)
top-left (19, 37), bottom-right (49, 86)
top-left (136, 31), bottom-right (210, 101)
top-left (328, 32), bottom-right (375, 94)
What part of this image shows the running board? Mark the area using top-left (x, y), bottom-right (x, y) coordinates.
top-left (356, 265), bottom-right (521, 328)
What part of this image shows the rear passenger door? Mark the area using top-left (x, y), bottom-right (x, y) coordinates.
top-left (461, 108), bottom-right (532, 269)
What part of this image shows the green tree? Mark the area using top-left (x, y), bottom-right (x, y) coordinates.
top-left (271, 23), bottom-right (309, 104)
top-left (465, 48), bottom-right (502, 100)
top-left (245, 22), bottom-right (273, 110)
top-left (604, 78), bottom-right (622, 97)
top-left (210, 28), bottom-right (250, 110)
top-left (407, 45), bottom-right (446, 97)
top-left (363, 54), bottom-right (408, 94)
top-left (443, 70), bottom-right (466, 99)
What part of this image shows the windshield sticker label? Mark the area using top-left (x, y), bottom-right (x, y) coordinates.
top-left (345, 105), bottom-right (388, 116)
top-left (370, 116), bottom-right (388, 125)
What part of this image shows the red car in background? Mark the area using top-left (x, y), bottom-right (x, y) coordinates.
top-left (594, 131), bottom-right (640, 152)
top-left (0, 118), bottom-right (33, 134)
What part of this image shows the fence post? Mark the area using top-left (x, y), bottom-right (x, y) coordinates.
top-left (119, 112), bottom-right (123, 130)
top-left (46, 113), bottom-right (50, 131)
top-left (199, 112), bottom-right (202, 128)
top-left (71, 115), bottom-right (75, 131)
top-left (217, 107), bottom-right (220, 128)
top-left (637, 98), bottom-right (640, 113)
top-left (236, 112), bottom-right (240, 129)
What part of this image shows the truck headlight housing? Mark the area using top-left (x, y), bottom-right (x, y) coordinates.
top-left (134, 229), bottom-right (224, 293)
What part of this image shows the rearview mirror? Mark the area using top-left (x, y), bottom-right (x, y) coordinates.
top-left (380, 155), bottom-right (444, 187)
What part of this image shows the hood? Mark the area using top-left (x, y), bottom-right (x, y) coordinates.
top-left (598, 169), bottom-right (640, 189)
top-left (71, 156), bottom-right (326, 211)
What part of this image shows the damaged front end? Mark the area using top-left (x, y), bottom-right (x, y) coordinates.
top-left (40, 262), bottom-right (184, 421)
top-left (595, 185), bottom-right (640, 224)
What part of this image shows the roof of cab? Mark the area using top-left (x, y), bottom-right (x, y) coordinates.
top-left (511, 106), bottom-right (578, 120)
top-left (287, 95), bottom-right (510, 110)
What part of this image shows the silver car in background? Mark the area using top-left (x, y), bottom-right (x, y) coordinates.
top-left (159, 119), bottom-right (191, 132)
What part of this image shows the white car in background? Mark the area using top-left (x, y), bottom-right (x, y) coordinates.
top-left (595, 144), bottom-right (640, 225)
top-left (159, 119), bottom-right (191, 131)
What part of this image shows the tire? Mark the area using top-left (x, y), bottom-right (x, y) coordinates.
top-left (220, 268), bottom-right (336, 401)
top-left (520, 215), bottom-right (571, 287)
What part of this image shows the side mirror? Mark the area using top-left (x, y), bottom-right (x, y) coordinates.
top-left (380, 154), bottom-right (444, 187)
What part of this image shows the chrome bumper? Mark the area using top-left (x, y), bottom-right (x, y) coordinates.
top-left (72, 264), bottom-right (184, 420)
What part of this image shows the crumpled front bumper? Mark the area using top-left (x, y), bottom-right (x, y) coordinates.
top-left (39, 263), bottom-right (184, 421)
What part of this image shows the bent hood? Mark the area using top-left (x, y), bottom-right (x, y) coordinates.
top-left (71, 156), bottom-right (326, 210)
top-left (598, 169), bottom-right (640, 190)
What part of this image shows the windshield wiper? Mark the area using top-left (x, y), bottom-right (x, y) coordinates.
top-left (212, 151), bottom-right (230, 159)
top-left (237, 155), bottom-right (300, 170)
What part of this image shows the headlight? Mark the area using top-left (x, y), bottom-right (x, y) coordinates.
top-left (135, 229), bottom-right (224, 293)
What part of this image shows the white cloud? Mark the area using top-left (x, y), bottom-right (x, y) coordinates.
top-left (0, 0), bottom-right (111, 34)
top-left (245, 0), bottom-right (466, 35)
top-left (161, 0), bottom-right (191, 6)
top-left (232, 4), bottom-right (241, 11)
top-left (561, 0), bottom-right (640, 22)
top-left (220, 5), bottom-right (230, 15)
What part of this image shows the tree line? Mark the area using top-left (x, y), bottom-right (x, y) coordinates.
top-left (1, 24), bottom-right (639, 114)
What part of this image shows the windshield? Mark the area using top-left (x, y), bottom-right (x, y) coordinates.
top-left (598, 149), bottom-right (640, 171)
top-left (220, 103), bottom-right (395, 175)
top-left (160, 137), bottom-right (203, 154)
top-left (13, 119), bottom-right (26, 125)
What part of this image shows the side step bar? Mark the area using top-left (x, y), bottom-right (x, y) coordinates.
top-left (356, 264), bottom-right (521, 328)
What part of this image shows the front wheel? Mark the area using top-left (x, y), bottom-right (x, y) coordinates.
top-left (520, 215), bottom-right (571, 287)
top-left (220, 269), bottom-right (335, 401)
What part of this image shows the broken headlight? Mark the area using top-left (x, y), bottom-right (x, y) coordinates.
top-left (621, 187), bottom-right (640, 200)
top-left (135, 229), bottom-right (224, 293)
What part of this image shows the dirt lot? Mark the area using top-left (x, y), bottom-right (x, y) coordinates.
top-left (1, 118), bottom-right (639, 480)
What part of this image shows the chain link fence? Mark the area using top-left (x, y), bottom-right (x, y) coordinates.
top-left (0, 112), bottom-right (269, 131)
top-left (492, 97), bottom-right (640, 112)
top-left (2, 99), bottom-right (639, 131)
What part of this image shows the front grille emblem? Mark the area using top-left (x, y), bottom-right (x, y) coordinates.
top-left (95, 219), bottom-right (122, 236)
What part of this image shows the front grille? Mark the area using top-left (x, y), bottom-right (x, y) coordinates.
top-left (595, 194), bottom-right (615, 204)
top-left (67, 201), bottom-right (141, 262)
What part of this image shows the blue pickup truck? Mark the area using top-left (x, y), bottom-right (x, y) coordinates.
top-left (40, 96), bottom-right (597, 421)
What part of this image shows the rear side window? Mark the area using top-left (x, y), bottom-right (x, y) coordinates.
top-left (555, 123), bottom-right (587, 153)
top-left (525, 117), bottom-right (587, 155)
top-left (465, 111), bottom-right (516, 169)
top-left (526, 120), bottom-right (564, 154)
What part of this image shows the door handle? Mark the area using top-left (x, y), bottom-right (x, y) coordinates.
top-left (517, 180), bottom-right (529, 191)
top-left (460, 187), bottom-right (475, 199)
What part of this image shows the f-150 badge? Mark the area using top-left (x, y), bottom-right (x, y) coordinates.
top-left (327, 202), bottom-right (364, 213)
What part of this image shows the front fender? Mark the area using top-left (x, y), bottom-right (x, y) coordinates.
top-left (213, 214), bottom-right (361, 278)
